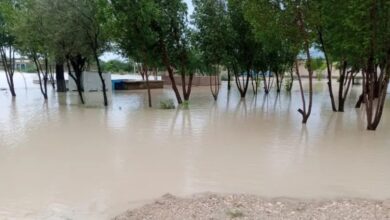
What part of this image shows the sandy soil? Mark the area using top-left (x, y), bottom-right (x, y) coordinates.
top-left (113, 193), bottom-right (390, 220)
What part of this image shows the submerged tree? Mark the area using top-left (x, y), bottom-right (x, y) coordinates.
top-left (112, 0), bottom-right (195, 105)
top-left (153, 0), bottom-right (191, 104)
top-left (0, 0), bottom-right (17, 97)
top-left (61, 0), bottom-right (111, 106)
top-left (192, 0), bottom-right (229, 101)
top-left (359, 0), bottom-right (390, 130)
top-left (12, 0), bottom-right (52, 99)
top-left (244, 0), bottom-right (312, 123)
top-left (226, 0), bottom-right (261, 98)
top-left (243, 0), bottom-right (297, 95)
top-left (111, 0), bottom-right (159, 107)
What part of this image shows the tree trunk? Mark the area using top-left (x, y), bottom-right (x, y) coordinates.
top-left (184, 73), bottom-right (194, 101)
top-left (56, 62), bottom-right (67, 92)
top-left (337, 61), bottom-right (347, 112)
top-left (67, 58), bottom-right (84, 104)
top-left (227, 67), bottom-right (231, 90)
top-left (0, 46), bottom-right (16, 97)
top-left (49, 65), bottom-right (55, 89)
top-left (94, 50), bottom-right (108, 106)
top-left (297, 9), bottom-right (313, 124)
top-left (43, 57), bottom-right (49, 99)
top-left (251, 72), bottom-right (259, 95)
top-left (143, 64), bottom-right (152, 107)
top-left (296, 61), bottom-right (308, 123)
top-left (233, 65), bottom-right (250, 98)
top-left (355, 93), bottom-right (364, 108)
top-left (276, 71), bottom-right (281, 93)
top-left (158, 37), bottom-right (182, 104)
top-left (370, 55), bottom-right (390, 129)
top-left (210, 67), bottom-right (220, 101)
top-left (33, 55), bottom-right (48, 100)
top-left (318, 29), bottom-right (337, 112)
top-left (242, 70), bottom-right (250, 98)
top-left (289, 67), bottom-right (294, 91)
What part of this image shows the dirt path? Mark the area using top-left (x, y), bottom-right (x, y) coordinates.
top-left (114, 193), bottom-right (390, 220)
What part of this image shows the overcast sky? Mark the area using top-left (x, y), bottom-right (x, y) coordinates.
top-left (184, 0), bottom-right (194, 15)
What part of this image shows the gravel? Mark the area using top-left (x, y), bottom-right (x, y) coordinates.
top-left (113, 193), bottom-right (390, 220)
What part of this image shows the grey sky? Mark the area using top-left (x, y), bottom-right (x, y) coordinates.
top-left (184, 0), bottom-right (194, 15)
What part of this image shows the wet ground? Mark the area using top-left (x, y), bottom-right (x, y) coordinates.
top-left (1, 72), bottom-right (390, 219)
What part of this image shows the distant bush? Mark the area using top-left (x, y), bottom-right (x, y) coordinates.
top-left (101, 59), bottom-right (134, 73)
top-left (285, 78), bottom-right (293, 92)
top-left (316, 71), bottom-right (324, 81)
top-left (220, 73), bottom-right (229, 81)
top-left (307, 58), bottom-right (326, 81)
top-left (160, 99), bottom-right (175, 109)
top-left (24, 64), bottom-right (37, 73)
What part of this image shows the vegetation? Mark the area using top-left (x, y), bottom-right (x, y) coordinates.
top-left (160, 99), bottom-right (176, 109)
top-left (192, 0), bottom-right (229, 100)
top-left (309, 58), bottom-right (326, 81)
top-left (0, 0), bottom-right (389, 130)
top-left (0, 0), bottom-right (17, 97)
top-left (101, 59), bottom-right (134, 74)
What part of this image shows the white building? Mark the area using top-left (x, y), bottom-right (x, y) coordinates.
top-left (68, 72), bottom-right (112, 107)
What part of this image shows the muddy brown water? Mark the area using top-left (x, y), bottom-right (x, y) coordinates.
top-left (1, 73), bottom-right (390, 219)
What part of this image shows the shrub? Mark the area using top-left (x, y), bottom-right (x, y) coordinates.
top-left (285, 78), bottom-right (293, 92)
top-left (159, 99), bottom-right (175, 109)
top-left (181, 100), bottom-right (190, 109)
top-left (220, 73), bottom-right (229, 81)
top-left (316, 70), bottom-right (324, 81)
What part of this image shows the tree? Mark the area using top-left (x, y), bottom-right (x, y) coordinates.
top-left (13, 0), bottom-right (52, 99)
top-left (243, 0), bottom-right (298, 95)
top-left (192, 0), bottom-right (229, 101)
top-left (112, 0), bottom-right (195, 105)
top-left (226, 0), bottom-right (261, 98)
top-left (111, 0), bottom-right (160, 107)
top-left (244, 0), bottom-right (313, 123)
top-left (49, 0), bottom-right (90, 103)
top-left (62, 0), bottom-right (111, 106)
top-left (317, 0), bottom-right (389, 129)
top-left (0, 0), bottom-right (17, 97)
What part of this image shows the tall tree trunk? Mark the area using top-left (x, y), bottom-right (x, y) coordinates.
top-left (93, 50), bottom-right (108, 106)
top-left (0, 46), bottom-right (16, 97)
top-left (43, 57), bottom-right (48, 98)
top-left (337, 60), bottom-right (347, 112)
top-left (33, 55), bottom-right (48, 100)
top-left (369, 50), bottom-right (390, 129)
top-left (67, 58), bottom-right (85, 104)
top-left (295, 61), bottom-right (307, 123)
top-left (262, 71), bottom-right (269, 94)
top-left (158, 37), bottom-right (182, 104)
top-left (210, 66), bottom-right (220, 101)
top-left (276, 71), bottom-right (281, 93)
top-left (227, 67), bottom-right (231, 91)
top-left (365, 0), bottom-right (378, 130)
top-left (49, 64), bottom-right (55, 89)
top-left (143, 64), bottom-right (152, 107)
top-left (232, 64), bottom-right (250, 98)
top-left (56, 62), bottom-right (67, 92)
top-left (318, 29), bottom-right (337, 112)
top-left (185, 73), bottom-right (194, 101)
top-left (289, 67), bottom-right (294, 91)
top-left (251, 71), bottom-right (259, 95)
top-left (297, 9), bottom-right (314, 124)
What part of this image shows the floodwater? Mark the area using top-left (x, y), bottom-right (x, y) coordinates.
top-left (1, 72), bottom-right (390, 220)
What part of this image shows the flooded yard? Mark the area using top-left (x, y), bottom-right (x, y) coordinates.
top-left (1, 73), bottom-right (390, 219)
